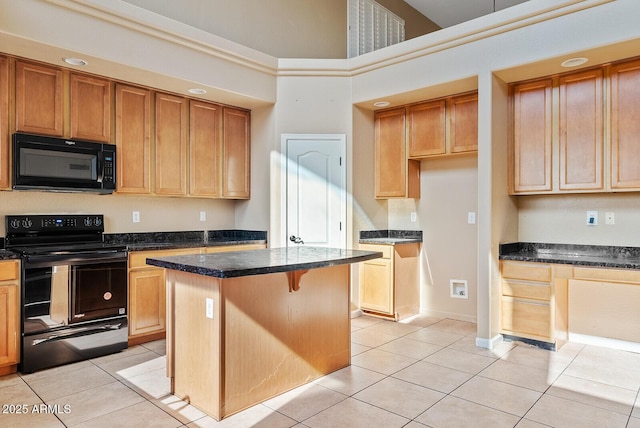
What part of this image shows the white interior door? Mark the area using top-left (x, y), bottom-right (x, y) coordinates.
top-left (283, 134), bottom-right (346, 248)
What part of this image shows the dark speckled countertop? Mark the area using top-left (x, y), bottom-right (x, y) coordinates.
top-left (0, 249), bottom-right (20, 260)
top-left (359, 230), bottom-right (422, 245)
top-left (146, 246), bottom-right (382, 278)
top-left (500, 242), bottom-right (640, 269)
top-left (105, 230), bottom-right (267, 251)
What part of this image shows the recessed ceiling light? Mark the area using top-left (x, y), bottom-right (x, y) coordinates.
top-left (561, 57), bottom-right (588, 68)
top-left (188, 88), bottom-right (207, 95)
top-left (373, 101), bottom-right (390, 107)
top-left (62, 57), bottom-right (88, 66)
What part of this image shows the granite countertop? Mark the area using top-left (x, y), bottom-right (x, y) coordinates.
top-left (359, 230), bottom-right (423, 245)
top-left (105, 230), bottom-right (267, 251)
top-left (499, 242), bottom-right (640, 269)
top-left (0, 249), bottom-right (20, 261)
top-left (146, 246), bottom-right (383, 278)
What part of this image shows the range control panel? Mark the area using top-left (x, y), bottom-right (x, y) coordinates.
top-left (6, 214), bottom-right (104, 233)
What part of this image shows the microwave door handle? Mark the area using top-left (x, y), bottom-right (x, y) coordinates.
top-left (97, 151), bottom-right (104, 183)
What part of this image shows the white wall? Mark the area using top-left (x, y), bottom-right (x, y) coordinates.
top-left (389, 156), bottom-right (479, 321)
top-left (0, 191), bottom-right (235, 235)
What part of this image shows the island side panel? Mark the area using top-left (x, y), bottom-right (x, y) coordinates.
top-left (166, 270), bottom-right (223, 420)
top-left (220, 264), bottom-right (351, 418)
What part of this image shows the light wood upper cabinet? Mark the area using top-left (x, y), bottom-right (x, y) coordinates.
top-left (408, 100), bottom-right (446, 157)
top-left (70, 73), bottom-right (111, 142)
top-left (558, 69), bottom-right (603, 191)
top-left (155, 92), bottom-right (188, 196)
top-left (222, 107), bottom-right (250, 199)
top-left (0, 56), bottom-right (9, 190)
top-left (510, 78), bottom-right (553, 194)
top-left (610, 58), bottom-right (640, 189)
top-left (115, 83), bottom-right (151, 194)
top-left (189, 100), bottom-right (221, 197)
top-left (449, 92), bottom-right (478, 153)
top-left (375, 107), bottom-right (420, 198)
top-left (15, 60), bottom-right (64, 136)
top-left (408, 92), bottom-right (478, 159)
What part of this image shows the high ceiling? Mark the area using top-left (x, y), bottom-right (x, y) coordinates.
top-left (405, 0), bottom-right (530, 28)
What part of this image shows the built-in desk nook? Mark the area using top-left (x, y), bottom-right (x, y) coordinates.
top-left (146, 246), bottom-right (381, 421)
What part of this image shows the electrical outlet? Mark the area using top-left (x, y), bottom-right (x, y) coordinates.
top-left (206, 298), bottom-right (213, 319)
top-left (200, 211), bottom-right (207, 222)
top-left (468, 212), bottom-right (476, 224)
top-left (586, 211), bottom-right (598, 226)
top-left (410, 212), bottom-right (417, 222)
top-left (132, 211), bottom-right (140, 223)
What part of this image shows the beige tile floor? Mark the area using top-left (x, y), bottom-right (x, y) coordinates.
top-left (1, 315), bottom-right (639, 427)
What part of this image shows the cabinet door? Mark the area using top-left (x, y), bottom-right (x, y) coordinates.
top-left (407, 100), bottom-right (445, 157)
top-left (155, 92), bottom-right (188, 196)
top-left (115, 84), bottom-right (151, 194)
top-left (360, 259), bottom-right (393, 315)
top-left (70, 73), bottom-right (111, 142)
top-left (15, 60), bottom-right (64, 136)
top-left (0, 284), bottom-right (18, 367)
top-left (559, 69), bottom-right (603, 191)
top-left (449, 93), bottom-right (478, 153)
top-left (0, 56), bottom-right (9, 189)
top-left (222, 107), bottom-right (251, 199)
top-left (510, 79), bottom-right (553, 193)
top-left (189, 100), bottom-right (221, 197)
top-left (375, 108), bottom-right (407, 198)
top-left (129, 269), bottom-right (166, 337)
top-left (611, 58), bottom-right (640, 189)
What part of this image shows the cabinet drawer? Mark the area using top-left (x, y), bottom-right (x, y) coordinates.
top-left (129, 247), bottom-right (203, 269)
top-left (502, 280), bottom-right (551, 301)
top-left (572, 266), bottom-right (640, 284)
top-left (359, 244), bottom-right (392, 259)
top-left (0, 261), bottom-right (19, 281)
top-left (502, 261), bottom-right (551, 282)
top-left (501, 297), bottom-right (551, 340)
top-left (203, 244), bottom-right (266, 253)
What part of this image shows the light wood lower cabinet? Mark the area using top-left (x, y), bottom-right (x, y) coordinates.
top-left (569, 267), bottom-right (640, 344)
top-left (0, 260), bottom-right (20, 375)
top-left (500, 260), bottom-right (569, 347)
top-left (128, 244), bottom-right (266, 344)
top-left (359, 243), bottom-right (420, 320)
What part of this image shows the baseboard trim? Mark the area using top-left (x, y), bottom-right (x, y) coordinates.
top-left (350, 308), bottom-right (363, 319)
top-left (569, 333), bottom-right (640, 353)
top-left (418, 309), bottom-right (477, 324)
top-left (475, 334), bottom-right (503, 350)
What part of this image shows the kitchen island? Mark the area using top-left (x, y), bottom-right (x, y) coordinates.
top-left (146, 246), bottom-right (382, 421)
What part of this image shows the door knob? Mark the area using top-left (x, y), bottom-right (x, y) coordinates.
top-left (289, 235), bottom-right (304, 244)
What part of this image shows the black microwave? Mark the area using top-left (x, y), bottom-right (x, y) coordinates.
top-left (13, 133), bottom-right (116, 194)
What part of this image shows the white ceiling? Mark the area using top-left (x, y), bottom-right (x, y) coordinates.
top-left (404, 0), bottom-right (530, 28)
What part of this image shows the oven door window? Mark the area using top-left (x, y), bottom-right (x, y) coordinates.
top-left (71, 261), bottom-right (127, 323)
top-left (23, 265), bottom-right (70, 334)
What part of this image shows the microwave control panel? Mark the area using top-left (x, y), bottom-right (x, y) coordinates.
top-left (103, 150), bottom-right (115, 184)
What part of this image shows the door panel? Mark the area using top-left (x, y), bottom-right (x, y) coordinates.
top-left (284, 135), bottom-right (346, 248)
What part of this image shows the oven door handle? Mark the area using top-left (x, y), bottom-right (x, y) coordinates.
top-left (30, 323), bottom-right (124, 346)
top-left (25, 250), bottom-right (127, 265)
